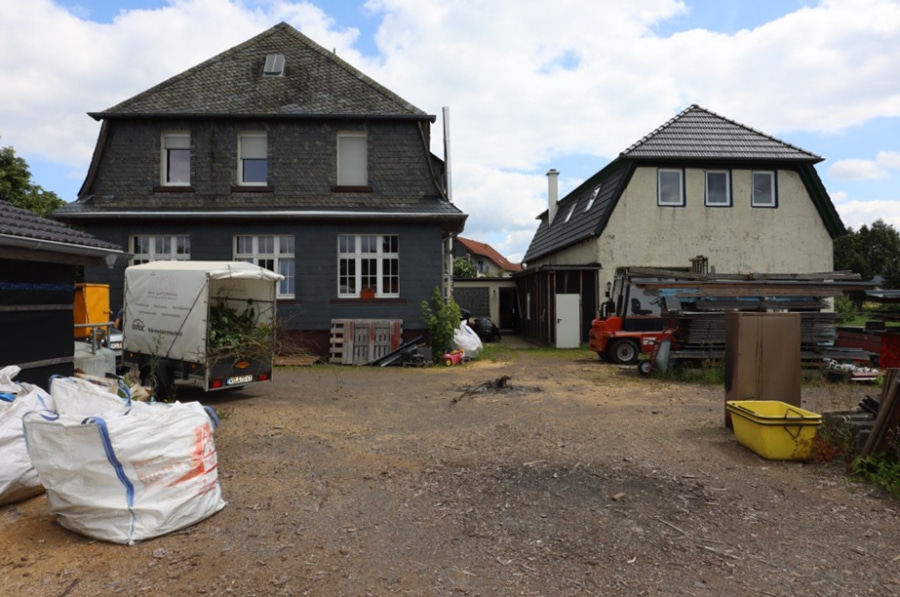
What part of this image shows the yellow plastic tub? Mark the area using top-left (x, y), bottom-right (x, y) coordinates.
top-left (725, 400), bottom-right (822, 461)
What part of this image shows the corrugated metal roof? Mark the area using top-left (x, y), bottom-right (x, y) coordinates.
top-left (92, 22), bottom-right (428, 119)
top-left (621, 104), bottom-right (822, 162)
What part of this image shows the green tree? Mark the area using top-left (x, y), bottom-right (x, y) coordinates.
top-left (834, 219), bottom-right (900, 308)
top-left (0, 140), bottom-right (65, 216)
top-left (453, 257), bottom-right (477, 278)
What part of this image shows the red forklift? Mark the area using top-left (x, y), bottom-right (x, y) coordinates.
top-left (588, 268), bottom-right (677, 365)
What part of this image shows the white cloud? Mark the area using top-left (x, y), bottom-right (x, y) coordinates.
top-left (829, 158), bottom-right (891, 180)
top-left (4, 0), bottom-right (900, 261)
top-left (876, 150), bottom-right (900, 170)
top-left (829, 151), bottom-right (900, 180)
top-left (836, 199), bottom-right (900, 231)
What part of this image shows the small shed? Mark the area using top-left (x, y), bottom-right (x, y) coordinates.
top-left (0, 200), bottom-right (124, 386)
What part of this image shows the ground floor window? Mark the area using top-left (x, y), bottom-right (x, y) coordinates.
top-left (234, 234), bottom-right (295, 298)
top-left (338, 234), bottom-right (399, 298)
top-left (129, 235), bottom-right (190, 265)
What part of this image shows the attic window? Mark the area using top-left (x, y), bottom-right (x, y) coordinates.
top-left (263, 54), bottom-right (285, 76)
top-left (585, 184), bottom-right (601, 211)
top-left (564, 201), bottom-right (577, 223)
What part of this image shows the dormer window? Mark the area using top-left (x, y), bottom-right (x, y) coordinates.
top-left (263, 54), bottom-right (285, 76)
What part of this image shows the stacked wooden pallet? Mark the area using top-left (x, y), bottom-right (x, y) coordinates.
top-left (329, 319), bottom-right (403, 365)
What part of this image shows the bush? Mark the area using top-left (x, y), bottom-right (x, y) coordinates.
top-left (420, 287), bottom-right (462, 363)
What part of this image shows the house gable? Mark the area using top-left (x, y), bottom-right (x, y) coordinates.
top-left (455, 237), bottom-right (522, 275)
top-left (523, 104), bottom-right (845, 265)
top-left (93, 22), bottom-right (427, 119)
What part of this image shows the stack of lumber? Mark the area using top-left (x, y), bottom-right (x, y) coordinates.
top-left (859, 368), bottom-right (900, 457)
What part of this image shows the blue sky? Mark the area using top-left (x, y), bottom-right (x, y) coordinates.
top-left (4, 0), bottom-right (900, 263)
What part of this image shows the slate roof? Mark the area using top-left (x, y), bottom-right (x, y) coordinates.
top-left (523, 161), bottom-right (633, 264)
top-left (456, 237), bottom-right (522, 272)
top-left (622, 104), bottom-right (822, 162)
top-left (523, 105), bottom-right (842, 264)
top-left (92, 22), bottom-right (428, 119)
top-left (0, 200), bottom-right (121, 251)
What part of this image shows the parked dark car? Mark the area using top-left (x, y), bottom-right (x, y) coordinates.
top-left (470, 316), bottom-right (502, 343)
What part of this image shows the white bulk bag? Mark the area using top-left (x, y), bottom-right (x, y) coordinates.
top-left (451, 320), bottom-right (483, 358)
top-left (49, 374), bottom-right (131, 419)
top-left (0, 377), bottom-right (54, 506)
top-left (23, 400), bottom-right (226, 545)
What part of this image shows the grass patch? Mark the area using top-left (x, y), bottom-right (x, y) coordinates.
top-left (662, 358), bottom-right (726, 385)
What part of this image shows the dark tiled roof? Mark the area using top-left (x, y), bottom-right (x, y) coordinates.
top-left (456, 237), bottom-right (522, 271)
top-left (523, 162), bottom-right (632, 263)
top-left (621, 104), bottom-right (822, 162)
top-left (93, 22), bottom-right (428, 119)
top-left (0, 200), bottom-right (121, 251)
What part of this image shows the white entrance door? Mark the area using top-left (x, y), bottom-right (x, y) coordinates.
top-left (555, 294), bottom-right (581, 348)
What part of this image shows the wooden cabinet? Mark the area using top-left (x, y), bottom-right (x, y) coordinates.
top-left (724, 312), bottom-right (801, 427)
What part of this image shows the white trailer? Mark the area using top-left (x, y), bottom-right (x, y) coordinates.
top-left (122, 261), bottom-right (282, 399)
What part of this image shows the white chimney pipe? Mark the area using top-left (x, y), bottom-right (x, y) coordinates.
top-left (547, 169), bottom-right (559, 225)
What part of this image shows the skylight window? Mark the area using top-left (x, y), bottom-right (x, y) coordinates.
top-left (564, 201), bottom-right (577, 223)
top-left (585, 184), bottom-right (601, 211)
top-left (263, 54), bottom-right (285, 76)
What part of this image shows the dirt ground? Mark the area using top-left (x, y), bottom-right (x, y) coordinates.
top-left (2, 345), bottom-right (899, 597)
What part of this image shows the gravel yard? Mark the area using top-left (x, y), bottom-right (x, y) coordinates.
top-left (2, 346), bottom-right (898, 596)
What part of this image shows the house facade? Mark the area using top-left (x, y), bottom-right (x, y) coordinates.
top-left (519, 105), bottom-right (845, 346)
top-left (52, 23), bottom-right (466, 357)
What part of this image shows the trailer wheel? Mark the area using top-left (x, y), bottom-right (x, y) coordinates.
top-left (611, 339), bottom-right (640, 365)
top-left (638, 360), bottom-right (652, 376)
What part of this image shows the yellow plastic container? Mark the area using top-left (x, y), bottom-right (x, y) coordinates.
top-left (725, 400), bottom-right (822, 461)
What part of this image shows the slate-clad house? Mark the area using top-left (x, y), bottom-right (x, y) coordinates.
top-left (1, 200), bottom-right (123, 385)
top-left (519, 104), bottom-right (845, 346)
top-left (52, 23), bottom-right (466, 357)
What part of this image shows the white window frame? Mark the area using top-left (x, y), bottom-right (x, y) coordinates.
top-left (129, 234), bottom-right (191, 265)
top-left (658, 169), bottom-right (684, 206)
top-left (338, 234), bottom-right (399, 298)
top-left (752, 171), bottom-right (777, 207)
top-left (564, 201), bottom-right (577, 223)
top-left (161, 132), bottom-right (190, 185)
top-left (337, 132), bottom-right (368, 186)
top-left (238, 132), bottom-right (268, 186)
top-left (234, 235), bottom-right (295, 298)
top-left (705, 170), bottom-right (731, 207)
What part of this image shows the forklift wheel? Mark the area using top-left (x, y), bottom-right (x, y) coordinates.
top-left (611, 339), bottom-right (640, 365)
